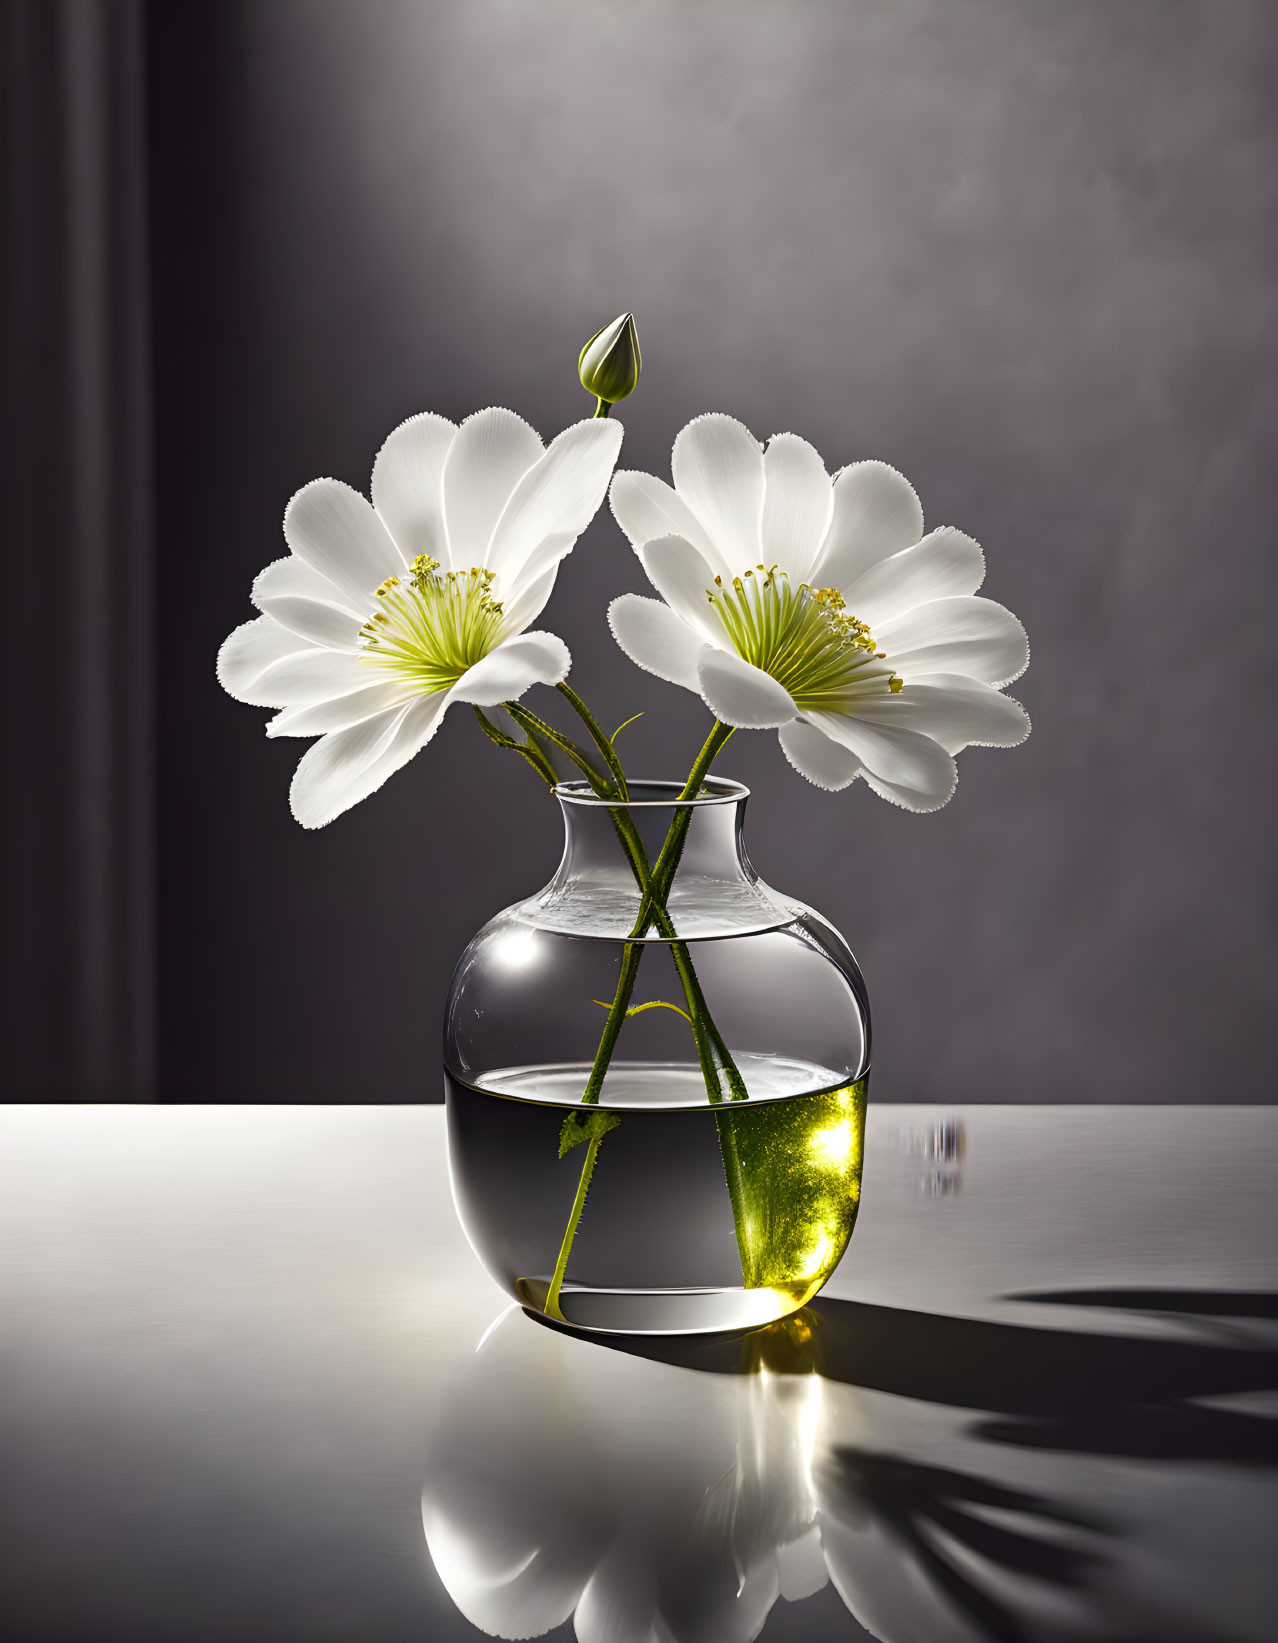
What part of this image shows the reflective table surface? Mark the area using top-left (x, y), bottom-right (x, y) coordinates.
top-left (2, 1105), bottom-right (1276, 1643)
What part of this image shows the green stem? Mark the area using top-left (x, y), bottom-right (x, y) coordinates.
top-left (715, 1105), bottom-right (754, 1285)
top-left (669, 944), bottom-right (746, 1101)
top-left (516, 702), bottom-right (747, 1103)
top-left (556, 681), bottom-right (629, 798)
top-left (627, 721), bottom-right (752, 1273)
top-left (579, 942), bottom-right (644, 1106)
top-left (505, 702), bottom-right (614, 793)
top-left (593, 397), bottom-right (612, 419)
top-left (543, 1131), bottom-right (606, 1322)
top-left (476, 702), bottom-right (664, 1108)
top-left (479, 701), bottom-right (751, 1305)
top-left (629, 721), bottom-right (735, 932)
top-left (677, 719), bottom-right (736, 800)
top-left (541, 938), bottom-right (643, 1319)
top-left (473, 705), bottom-right (558, 787)
top-left (552, 694), bottom-right (747, 1100)
top-left (501, 703), bottom-right (660, 1119)
top-left (540, 720), bottom-right (744, 1309)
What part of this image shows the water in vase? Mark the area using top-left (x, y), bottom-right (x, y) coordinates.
top-left (446, 1057), bottom-right (867, 1335)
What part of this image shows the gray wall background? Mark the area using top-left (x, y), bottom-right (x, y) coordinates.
top-left (148, 0), bottom-right (1277, 1102)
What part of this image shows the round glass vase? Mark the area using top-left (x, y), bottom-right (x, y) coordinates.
top-left (444, 778), bottom-right (870, 1336)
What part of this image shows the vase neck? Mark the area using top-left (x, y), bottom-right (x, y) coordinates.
top-left (515, 779), bottom-right (796, 942)
top-left (559, 779), bottom-right (756, 891)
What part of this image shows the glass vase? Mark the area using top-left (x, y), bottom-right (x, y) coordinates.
top-left (444, 778), bottom-right (870, 1335)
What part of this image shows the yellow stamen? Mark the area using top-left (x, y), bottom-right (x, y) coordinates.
top-left (358, 560), bottom-right (504, 693)
top-left (706, 567), bottom-right (904, 710)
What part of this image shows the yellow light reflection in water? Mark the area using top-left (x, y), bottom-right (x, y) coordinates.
top-left (717, 1078), bottom-right (868, 1312)
top-left (797, 1231), bottom-right (832, 1279)
top-left (809, 1121), bottom-right (853, 1166)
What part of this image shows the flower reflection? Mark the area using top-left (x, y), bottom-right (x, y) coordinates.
top-left (422, 1311), bottom-right (828, 1642)
top-left (420, 1307), bottom-right (1117, 1643)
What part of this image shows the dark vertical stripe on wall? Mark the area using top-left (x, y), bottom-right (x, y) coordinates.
top-left (0, 1), bottom-right (157, 1099)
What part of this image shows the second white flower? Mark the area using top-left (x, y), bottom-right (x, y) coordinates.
top-left (608, 414), bottom-right (1029, 811)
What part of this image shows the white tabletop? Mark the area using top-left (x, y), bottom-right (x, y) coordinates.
top-left (2, 1104), bottom-right (1275, 1643)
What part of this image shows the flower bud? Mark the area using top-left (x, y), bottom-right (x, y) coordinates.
top-left (578, 312), bottom-right (641, 407)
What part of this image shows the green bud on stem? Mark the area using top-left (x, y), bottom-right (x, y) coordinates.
top-left (578, 312), bottom-right (641, 414)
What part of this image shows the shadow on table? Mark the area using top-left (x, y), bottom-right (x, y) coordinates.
top-left (818, 1452), bottom-right (1110, 1643)
top-left (601, 1288), bottom-right (1278, 1470)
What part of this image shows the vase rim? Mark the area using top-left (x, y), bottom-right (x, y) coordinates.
top-left (553, 776), bottom-right (749, 809)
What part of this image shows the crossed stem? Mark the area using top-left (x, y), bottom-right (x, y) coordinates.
top-left (475, 692), bottom-right (752, 1318)
top-left (483, 690), bottom-right (745, 1099)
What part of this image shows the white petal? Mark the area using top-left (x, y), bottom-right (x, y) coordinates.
top-left (607, 594), bottom-right (704, 690)
top-left (876, 595), bottom-right (1028, 687)
top-left (496, 566), bottom-right (558, 637)
top-left (251, 554), bottom-right (360, 616)
top-left (284, 479), bottom-right (404, 606)
top-left (861, 767), bottom-right (958, 813)
top-left (253, 589), bottom-right (361, 652)
top-left (217, 616), bottom-right (316, 706)
top-left (778, 719), bottom-right (864, 791)
top-left (493, 529), bottom-right (576, 630)
top-left (441, 407), bottom-right (543, 565)
top-left (257, 601), bottom-right (359, 653)
top-left (251, 557), bottom-right (363, 649)
top-left (697, 647), bottom-right (796, 728)
top-left (247, 649), bottom-right (371, 707)
top-left (842, 527), bottom-right (985, 628)
top-left (853, 674), bottom-right (1030, 753)
top-left (812, 461), bottom-right (924, 591)
top-left (448, 631), bottom-right (571, 707)
top-left (670, 413), bottom-right (764, 572)
top-left (762, 433), bottom-right (832, 585)
top-left (289, 693), bottom-right (449, 829)
top-left (913, 674), bottom-right (1031, 752)
top-left (638, 535), bottom-right (724, 643)
top-left (608, 469), bottom-right (728, 577)
top-left (485, 418), bottom-right (624, 584)
top-left (266, 679), bottom-right (418, 737)
top-left (370, 412), bottom-right (456, 567)
top-left (807, 711), bottom-right (957, 811)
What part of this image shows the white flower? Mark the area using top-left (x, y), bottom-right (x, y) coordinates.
top-left (218, 408), bottom-right (623, 827)
top-left (607, 414), bottom-right (1029, 811)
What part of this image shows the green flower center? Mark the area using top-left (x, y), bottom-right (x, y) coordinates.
top-left (707, 566), bottom-right (903, 710)
top-left (358, 555), bottom-right (504, 693)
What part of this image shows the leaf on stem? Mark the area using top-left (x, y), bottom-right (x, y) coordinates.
top-left (559, 1109), bottom-right (622, 1158)
top-left (592, 997), bottom-right (694, 1026)
top-left (610, 712), bottom-right (644, 744)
